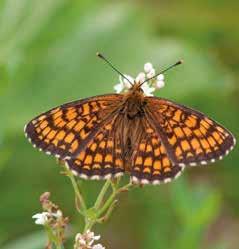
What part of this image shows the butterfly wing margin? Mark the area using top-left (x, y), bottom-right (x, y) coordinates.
top-left (145, 97), bottom-right (236, 167)
top-left (24, 94), bottom-right (123, 160)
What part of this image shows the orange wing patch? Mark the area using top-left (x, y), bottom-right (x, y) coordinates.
top-left (65, 118), bottom-right (124, 179)
top-left (147, 97), bottom-right (236, 167)
top-left (25, 95), bottom-right (123, 160)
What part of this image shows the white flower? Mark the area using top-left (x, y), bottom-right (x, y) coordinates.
top-left (52, 210), bottom-right (62, 218)
top-left (113, 81), bottom-right (124, 93)
top-left (32, 212), bottom-right (49, 225)
top-left (85, 230), bottom-right (100, 246)
top-left (135, 72), bottom-right (145, 83)
top-left (113, 61), bottom-right (166, 96)
top-left (155, 80), bottom-right (165, 89)
top-left (146, 68), bottom-right (155, 78)
top-left (74, 230), bottom-right (101, 249)
top-left (144, 62), bottom-right (153, 73)
top-left (93, 244), bottom-right (105, 249)
top-left (157, 74), bottom-right (164, 81)
top-left (114, 74), bottom-right (134, 93)
top-left (121, 74), bottom-right (134, 88)
top-left (141, 84), bottom-right (155, 96)
top-left (155, 74), bottom-right (165, 89)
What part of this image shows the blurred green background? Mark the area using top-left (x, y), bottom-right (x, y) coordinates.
top-left (0, 0), bottom-right (238, 249)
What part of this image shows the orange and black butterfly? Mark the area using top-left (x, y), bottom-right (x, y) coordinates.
top-left (24, 53), bottom-right (236, 185)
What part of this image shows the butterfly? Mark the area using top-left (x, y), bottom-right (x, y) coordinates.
top-left (24, 53), bottom-right (236, 185)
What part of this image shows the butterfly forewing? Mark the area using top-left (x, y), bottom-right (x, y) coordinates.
top-left (25, 94), bottom-right (123, 160)
top-left (146, 97), bottom-right (236, 167)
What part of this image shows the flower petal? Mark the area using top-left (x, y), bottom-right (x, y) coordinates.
top-left (141, 83), bottom-right (155, 96)
top-left (146, 68), bottom-right (155, 78)
top-left (135, 72), bottom-right (146, 83)
top-left (122, 74), bottom-right (134, 88)
top-left (156, 80), bottom-right (165, 89)
top-left (157, 74), bottom-right (164, 81)
top-left (92, 244), bottom-right (105, 249)
top-left (113, 83), bottom-right (124, 93)
top-left (144, 62), bottom-right (153, 73)
top-left (93, 235), bottom-right (101, 241)
top-left (32, 212), bottom-right (49, 225)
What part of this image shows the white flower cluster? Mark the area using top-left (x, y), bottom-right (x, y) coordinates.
top-left (32, 210), bottom-right (62, 225)
top-left (74, 230), bottom-right (105, 249)
top-left (114, 62), bottom-right (165, 96)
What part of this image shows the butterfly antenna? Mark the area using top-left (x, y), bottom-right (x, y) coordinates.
top-left (96, 52), bottom-right (133, 86)
top-left (139, 60), bottom-right (183, 87)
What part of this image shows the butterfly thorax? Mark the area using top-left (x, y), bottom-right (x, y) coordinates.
top-left (121, 83), bottom-right (146, 118)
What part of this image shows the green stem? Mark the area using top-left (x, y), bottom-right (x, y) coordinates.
top-left (55, 243), bottom-right (64, 249)
top-left (96, 189), bottom-right (117, 218)
top-left (119, 182), bottom-right (133, 192)
top-left (45, 225), bottom-right (64, 249)
top-left (65, 167), bottom-right (87, 214)
top-left (64, 163), bottom-right (135, 234)
top-left (83, 180), bottom-right (128, 232)
top-left (97, 200), bottom-right (118, 223)
top-left (94, 179), bottom-right (111, 210)
top-left (83, 218), bottom-right (95, 233)
top-left (96, 182), bottom-right (133, 218)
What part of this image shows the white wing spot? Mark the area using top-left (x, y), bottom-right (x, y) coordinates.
top-left (164, 178), bottom-right (172, 183)
top-left (91, 175), bottom-right (100, 180)
top-left (79, 173), bottom-right (88, 180)
top-left (131, 176), bottom-right (139, 184)
top-left (152, 180), bottom-right (160, 185)
top-left (103, 174), bottom-right (112, 180)
top-left (24, 124), bottom-right (27, 133)
top-left (72, 170), bottom-right (78, 176)
top-left (114, 172), bottom-right (123, 178)
top-left (179, 163), bottom-right (186, 167)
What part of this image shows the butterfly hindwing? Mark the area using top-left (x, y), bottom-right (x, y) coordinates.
top-left (131, 120), bottom-right (184, 184)
top-left (65, 115), bottom-right (125, 179)
top-left (146, 97), bottom-right (236, 167)
top-left (25, 94), bottom-right (123, 160)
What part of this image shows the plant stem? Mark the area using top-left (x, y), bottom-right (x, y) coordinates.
top-left (83, 218), bottom-right (95, 233)
top-left (94, 179), bottom-right (111, 210)
top-left (55, 243), bottom-right (64, 249)
top-left (96, 181), bottom-right (133, 218)
top-left (64, 165), bottom-right (135, 235)
top-left (45, 225), bottom-right (64, 249)
top-left (65, 167), bottom-right (87, 214)
top-left (96, 189), bottom-right (117, 218)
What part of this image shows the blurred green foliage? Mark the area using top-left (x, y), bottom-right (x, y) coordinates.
top-left (0, 0), bottom-right (238, 249)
